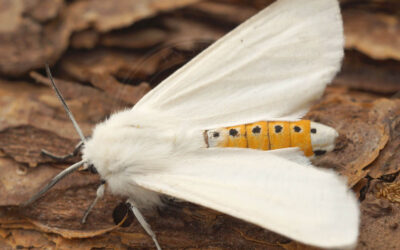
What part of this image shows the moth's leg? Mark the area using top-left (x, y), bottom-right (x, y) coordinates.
top-left (81, 181), bottom-right (105, 224)
top-left (23, 160), bottom-right (85, 206)
top-left (127, 199), bottom-right (162, 250)
top-left (42, 141), bottom-right (84, 161)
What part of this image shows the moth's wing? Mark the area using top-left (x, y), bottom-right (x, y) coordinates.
top-left (133, 0), bottom-right (343, 129)
top-left (134, 148), bottom-right (359, 248)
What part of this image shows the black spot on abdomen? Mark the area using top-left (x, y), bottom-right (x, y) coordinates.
top-left (229, 129), bottom-right (239, 137)
top-left (294, 126), bottom-right (301, 133)
top-left (252, 126), bottom-right (261, 134)
top-left (274, 125), bottom-right (283, 133)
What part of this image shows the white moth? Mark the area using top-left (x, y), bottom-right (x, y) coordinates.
top-left (25, 0), bottom-right (359, 249)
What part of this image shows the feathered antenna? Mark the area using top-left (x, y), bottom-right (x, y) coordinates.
top-left (23, 65), bottom-right (87, 206)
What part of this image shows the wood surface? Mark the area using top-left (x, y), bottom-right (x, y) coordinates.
top-left (0, 0), bottom-right (399, 249)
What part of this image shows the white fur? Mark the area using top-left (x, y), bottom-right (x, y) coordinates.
top-left (206, 128), bottom-right (229, 147)
top-left (82, 0), bottom-right (359, 248)
top-left (311, 121), bottom-right (339, 153)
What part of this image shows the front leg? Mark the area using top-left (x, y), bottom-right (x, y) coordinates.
top-left (127, 199), bottom-right (162, 250)
top-left (81, 180), bottom-right (106, 224)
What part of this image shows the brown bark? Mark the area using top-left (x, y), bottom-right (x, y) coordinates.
top-left (0, 0), bottom-right (399, 249)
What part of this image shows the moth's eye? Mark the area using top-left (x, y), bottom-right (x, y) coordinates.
top-left (311, 128), bottom-right (317, 134)
top-left (274, 125), bottom-right (283, 133)
top-left (293, 126), bottom-right (302, 133)
top-left (88, 164), bottom-right (98, 174)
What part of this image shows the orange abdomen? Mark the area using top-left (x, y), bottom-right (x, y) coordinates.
top-left (205, 120), bottom-right (313, 156)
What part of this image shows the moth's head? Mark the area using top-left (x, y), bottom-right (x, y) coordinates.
top-left (310, 122), bottom-right (338, 156)
top-left (24, 66), bottom-right (135, 207)
top-left (82, 110), bottom-right (136, 179)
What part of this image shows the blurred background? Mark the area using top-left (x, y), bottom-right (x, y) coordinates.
top-left (0, 0), bottom-right (399, 249)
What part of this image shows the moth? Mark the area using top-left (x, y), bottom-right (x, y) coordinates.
top-left (25, 0), bottom-right (360, 249)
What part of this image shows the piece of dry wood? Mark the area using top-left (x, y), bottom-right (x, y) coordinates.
top-left (368, 105), bottom-right (400, 179)
top-left (0, 0), bottom-right (23, 33)
top-left (334, 51), bottom-right (400, 95)
top-left (376, 181), bottom-right (400, 203)
top-left (59, 49), bottom-right (160, 84)
top-left (343, 9), bottom-right (400, 61)
top-left (357, 180), bottom-right (400, 249)
top-left (307, 87), bottom-right (400, 186)
top-left (22, 0), bottom-right (64, 23)
top-left (1, 0), bottom-right (400, 249)
top-left (65, 0), bottom-right (202, 33)
top-left (0, 0), bottom-right (202, 76)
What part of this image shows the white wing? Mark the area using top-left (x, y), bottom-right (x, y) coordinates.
top-left (133, 0), bottom-right (344, 129)
top-left (134, 148), bottom-right (359, 248)
top-left (127, 0), bottom-right (354, 247)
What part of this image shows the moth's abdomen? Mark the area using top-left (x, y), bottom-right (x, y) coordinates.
top-left (205, 120), bottom-right (315, 156)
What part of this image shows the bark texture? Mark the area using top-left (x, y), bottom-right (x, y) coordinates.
top-left (0, 0), bottom-right (399, 249)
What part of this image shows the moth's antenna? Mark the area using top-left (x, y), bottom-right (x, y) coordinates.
top-left (45, 64), bottom-right (86, 142)
top-left (23, 160), bottom-right (86, 206)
